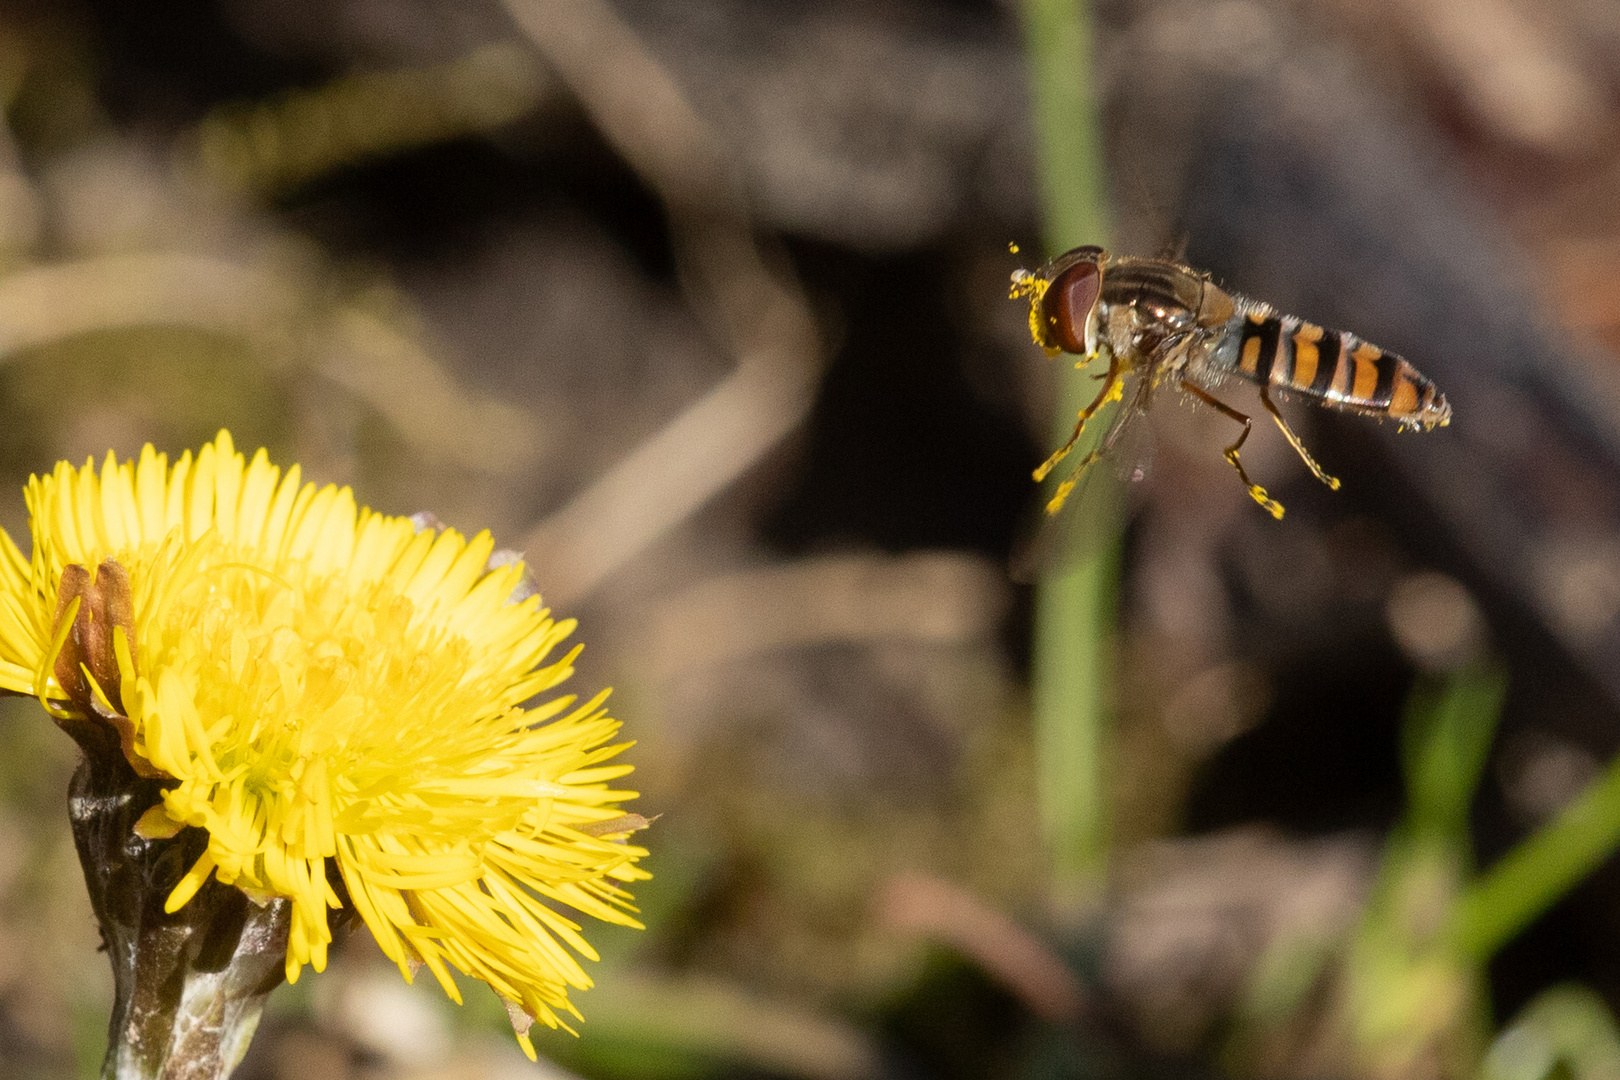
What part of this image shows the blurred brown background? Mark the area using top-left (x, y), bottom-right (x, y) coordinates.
top-left (0, 0), bottom-right (1619, 1078)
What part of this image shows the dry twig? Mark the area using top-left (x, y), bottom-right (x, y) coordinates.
top-left (504, 0), bottom-right (823, 607)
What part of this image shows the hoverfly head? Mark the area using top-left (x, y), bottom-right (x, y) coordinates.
top-left (1029, 245), bottom-right (1105, 358)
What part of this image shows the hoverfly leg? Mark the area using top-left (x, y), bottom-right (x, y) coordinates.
top-left (1260, 386), bottom-right (1340, 491)
top-left (1033, 353), bottom-right (1124, 488)
top-left (1181, 379), bottom-right (1285, 519)
top-left (1046, 447), bottom-right (1105, 515)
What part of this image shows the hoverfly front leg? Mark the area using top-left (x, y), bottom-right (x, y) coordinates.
top-left (1180, 379), bottom-right (1286, 519)
top-left (1034, 352), bottom-right (1125, 514)
top-left (1260, 386), bottom-right (1340, 491)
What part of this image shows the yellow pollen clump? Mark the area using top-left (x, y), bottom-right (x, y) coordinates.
top-left (1009, 267), bottom-right (1062, 358)
top-left (0, 431), bottom-right (647, 1057)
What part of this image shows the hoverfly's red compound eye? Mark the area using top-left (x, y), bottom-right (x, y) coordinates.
top-left (1041, 257), bottom-right (1102, 355)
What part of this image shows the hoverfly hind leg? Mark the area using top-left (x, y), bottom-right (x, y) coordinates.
top-left (1260, 386), bottom-right (1340, 491)
top-left (1033, 354), bottom-right (1125, 488)
top-left (1181, 379), bottom-right (1285, 519)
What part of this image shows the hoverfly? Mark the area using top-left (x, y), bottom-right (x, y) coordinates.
top-left (1009, 246), bottom-right (1450, 519)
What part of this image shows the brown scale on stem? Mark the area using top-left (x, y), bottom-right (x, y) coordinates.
top-left (49, 559), bottom-right (163, 778)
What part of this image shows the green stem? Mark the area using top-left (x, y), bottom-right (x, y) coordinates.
top-left (1032, 552), bottom-right (1116, 905)
top-left (1019, 0), bottom-right (1108, 246)
top-left (1449, 754), bottom-right (1620, 962)
top-left (1017, 0), bottom-right (1113, 912)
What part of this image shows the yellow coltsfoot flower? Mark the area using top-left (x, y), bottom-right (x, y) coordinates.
top-left (0, 431), bottom-right (647, 1058)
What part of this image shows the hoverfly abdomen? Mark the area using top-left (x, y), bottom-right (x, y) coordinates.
top-left (1211, 306), bottom-right (1451, 431)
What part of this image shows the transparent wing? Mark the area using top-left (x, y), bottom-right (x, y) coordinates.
top-left (1009, 392), bottom-right (1152, 583)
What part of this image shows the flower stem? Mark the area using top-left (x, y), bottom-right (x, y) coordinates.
top-left (1016, 0), bottom-right (1114, 914)
top-left (64, 721), bottom-right (290, 1080)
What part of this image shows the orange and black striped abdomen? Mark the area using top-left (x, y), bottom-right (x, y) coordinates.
top-left (1223, 310), bottom-right (1444, 427)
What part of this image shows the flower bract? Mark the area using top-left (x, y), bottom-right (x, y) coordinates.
top-left (0, 431), bottom-right (647, 1055)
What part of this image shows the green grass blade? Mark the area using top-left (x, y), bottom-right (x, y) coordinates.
top-left (1450, 755), bottom-right (1620, 962)
top-left (1403, 664), bottom-right (1508, 848)
top-left (1016, 0), bottom-right (1114, 911)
